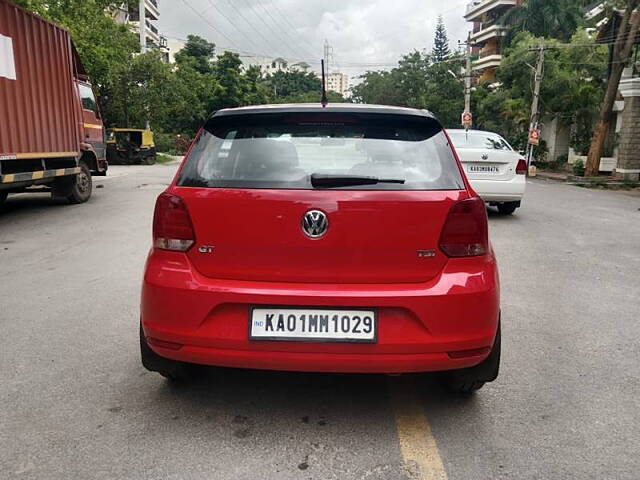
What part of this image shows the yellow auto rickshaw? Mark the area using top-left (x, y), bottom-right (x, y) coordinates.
top-left (106, 128), bottom-right (156, 165)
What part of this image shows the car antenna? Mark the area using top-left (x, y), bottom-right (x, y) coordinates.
top-left (321, 59), bottom-right (328, 107)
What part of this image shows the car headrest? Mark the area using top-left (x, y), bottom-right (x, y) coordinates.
top-left (238, 139), bottom-right (299, 170)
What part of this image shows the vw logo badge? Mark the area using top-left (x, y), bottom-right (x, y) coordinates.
top-left (481, 153), bottom-right (489, 160)
top-left (302, 210), bottom-right (328, 238)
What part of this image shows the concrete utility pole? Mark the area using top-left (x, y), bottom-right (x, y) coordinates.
top-left (458, 36), bottom-right (474, 130)
top-left (139, 0), bottom-right (146, 53)
top-left (464, 34), bottom-right (472, 116)
top-left (139, 0), bottom-right (149, 129)
top-left (526, 44), bottom-right (545, 166)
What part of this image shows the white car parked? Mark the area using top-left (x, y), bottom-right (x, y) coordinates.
top-left (448, 129), bottom-right (527, 215)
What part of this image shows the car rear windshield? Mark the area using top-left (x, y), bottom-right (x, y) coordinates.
top-left (448, 131), bottom-right (512, 151)
top-left (177, 112), bottom-right (465, 190)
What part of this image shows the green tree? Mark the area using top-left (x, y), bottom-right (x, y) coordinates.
top-left (422, 58), bottom-right (465, 127)
top-left (108, 51), bottom-right (175, 129)
top-left (431, 15), bottom-right (451, 62)
top-left (11, 0), bottom-right (138, 122)
top-left (267, 70), bottom-right (322, 98)
top-left (12, 2), bottom-right (349, 136)
top-left (243, 65), bottom-right (273, 106)
top-left (351, 70), bottom-right (403, 105)
top-left (175, 35), bottom-right (216, 75)
top-left (213, 51), bottom-right (246, 110)
top-left (500, 0), bottom-right (584, 42)
top-left (473, 30), bottom-right (607, 155)
top-left (395, 51), bottom-right (432, 107)
top-left (351, 50), bottom-right (464, 128)
top-left (166, 60), bottom-right (222, 133)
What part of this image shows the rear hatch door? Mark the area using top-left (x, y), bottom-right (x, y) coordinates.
top-left (176, 109), bottom-right (468, 284)
top-left (178, 188), bottom-right (465, 284)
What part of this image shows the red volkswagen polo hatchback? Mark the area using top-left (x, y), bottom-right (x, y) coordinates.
top-left (140, 104), bottom-right (500, 393)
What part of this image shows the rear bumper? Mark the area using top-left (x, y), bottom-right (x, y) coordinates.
top-left (471, 175), bottom-right (526, 203)
top-left (141, 250), bottom-right (500, 374)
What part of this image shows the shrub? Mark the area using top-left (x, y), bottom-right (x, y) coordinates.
top-left (572, 159), bottom-right (585, 176)
top-left (154, 133), bottom-right (193, 155)
top-left (154, 133), bottom-right (176, 154)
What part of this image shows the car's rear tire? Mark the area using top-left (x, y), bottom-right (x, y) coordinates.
top-left (497, 202), bottom-right (518, 215)
top-left (140, 324), bottom-right (192, 382)
top-left (439, 323), bottom-right (501, 394)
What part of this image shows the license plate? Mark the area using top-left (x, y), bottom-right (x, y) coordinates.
top-left (468, 165), bottom-right (500, 173)
top-left (250, 307), bottom-right (377, 342)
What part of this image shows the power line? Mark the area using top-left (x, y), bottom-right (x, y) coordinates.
top-left (269, 0), bottom-right (320, 57)
top-left (254, 0), bottom-right (318, 61)
top-left (241, 0), bottom-right (310, 61)
top-left (180, 0), bottom-right (242, 52)
top-left (204, 0), bottom-right (268, 57)
top-left (220, 0), bottom-right (288, 58)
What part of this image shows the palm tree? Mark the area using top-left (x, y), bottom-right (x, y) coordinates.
top-left (500, 0), bottom-right (584, 42)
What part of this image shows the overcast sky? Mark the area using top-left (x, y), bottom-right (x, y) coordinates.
top-left (158, 0), bottom-right (471, 80)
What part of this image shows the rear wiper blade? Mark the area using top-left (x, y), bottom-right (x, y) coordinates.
top-left (310, 173), bottom-right (405, 188)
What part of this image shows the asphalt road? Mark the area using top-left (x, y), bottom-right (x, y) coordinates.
top-left (1, 165), bottom-right (639, 480)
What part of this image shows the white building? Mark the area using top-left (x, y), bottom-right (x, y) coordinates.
top-left (239, 57), bottom-right (314, 77)
top-left (166, 38), bottom-right (186, 64)
top-left (112, 0), bottom-right (169, 62)
top-left (263, 57), bottom-right (289, 75)
top-left (327, 72), bottom-right (349, 97)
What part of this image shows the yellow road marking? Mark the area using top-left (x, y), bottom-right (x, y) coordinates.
top-left (390, 378), bottom-right (447, 480)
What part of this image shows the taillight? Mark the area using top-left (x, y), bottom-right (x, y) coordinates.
top-left (439, 197), bottom-right (488, 257)
top-left (152, 192), bottom-right (195, 251)
top-left (516, 159), bottom-right (527, 175)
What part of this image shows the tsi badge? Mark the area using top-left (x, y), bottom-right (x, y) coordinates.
top-left (198, 245), bottom-right (215, 254)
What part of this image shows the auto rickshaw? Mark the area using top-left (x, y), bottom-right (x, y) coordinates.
top-left (106, 128), bottom-right (156, 165)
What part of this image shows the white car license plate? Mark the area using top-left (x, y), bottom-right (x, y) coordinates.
top-left (468, 165), bottom-right (500, 173)
top-left (250, 307), bottom-right (377, 342)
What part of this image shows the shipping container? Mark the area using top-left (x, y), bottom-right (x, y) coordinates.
top-left (0, 0), bottom-right (107, 205)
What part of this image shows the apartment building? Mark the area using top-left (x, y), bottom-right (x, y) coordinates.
top-left (464, 0), bottom-right (522, 82)
top-left (112, 0), bottom-right (169, 61)
top-left (327, 72), bottom-right (349, 97)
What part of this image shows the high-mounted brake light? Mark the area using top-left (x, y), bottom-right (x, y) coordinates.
top-left (439, 197), bottom-right (488, 257)
top-left (516, 159), bottom-right (527, 175)
top-left (152, 192), bottom-right (195, 252)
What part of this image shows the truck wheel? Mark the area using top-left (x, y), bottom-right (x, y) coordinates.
top-left (439, 323), bottom-right (501, 395)
top-left (140, 323), bottom-right (193, 382)
top-left (67, 161), bottom-right (92, 204)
